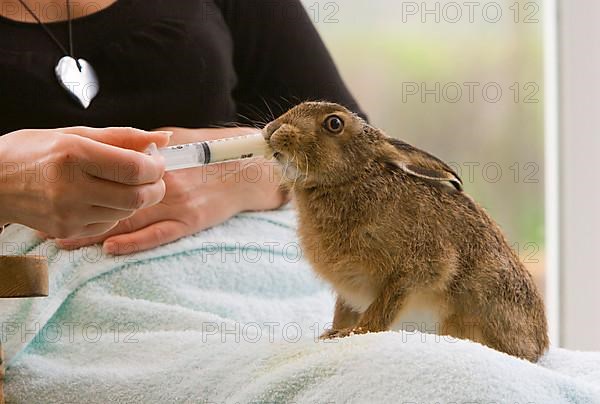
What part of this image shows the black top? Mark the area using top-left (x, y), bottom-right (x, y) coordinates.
top-left (0, 0), bottom-right (363, 135)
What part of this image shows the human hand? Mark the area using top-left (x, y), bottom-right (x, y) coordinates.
top-left (0, 127), bottom-right (170, 238)
top-left (55, 127), bottom-right (288, 255)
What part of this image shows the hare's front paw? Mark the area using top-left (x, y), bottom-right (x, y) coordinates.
top-left (320, 328), bottom-right (352, 339)
top-left (319, 327), bottom-right (367, 340)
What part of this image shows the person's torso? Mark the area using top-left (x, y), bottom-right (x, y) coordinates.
top-left (0, 0), bottom-right (238, 135)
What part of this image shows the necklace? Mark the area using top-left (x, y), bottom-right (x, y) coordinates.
top-left (17, 0), bottom-right (99, 109)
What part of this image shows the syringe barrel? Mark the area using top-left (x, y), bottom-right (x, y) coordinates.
top-left (153, 133), bottom-right (267, 171)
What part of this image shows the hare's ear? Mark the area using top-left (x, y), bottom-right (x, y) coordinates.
top-left (383, 138), bottom-right (463, 191)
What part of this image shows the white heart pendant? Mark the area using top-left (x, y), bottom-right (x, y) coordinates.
top-left (54, 56), bottom-right (100, 109)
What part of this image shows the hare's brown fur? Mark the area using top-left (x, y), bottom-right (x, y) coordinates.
top-left (264, 102), bottom-right (549, 362)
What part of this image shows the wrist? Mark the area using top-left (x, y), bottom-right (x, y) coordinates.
top-left (265, 158), bottom-right (291, 206)
top-left (238, 158), bottom-right (289, 211)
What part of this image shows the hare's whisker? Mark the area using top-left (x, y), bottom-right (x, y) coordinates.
top-left (290, 153), bottom-right (300, 191)
top-left (304, 153), bottom-right (309, 180)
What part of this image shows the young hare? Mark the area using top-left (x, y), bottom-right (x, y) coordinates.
top-left (263, 102), bottom-right (549, 362)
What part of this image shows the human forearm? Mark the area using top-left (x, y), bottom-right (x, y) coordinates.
top-left (0, 140), bottom-right (7, 226)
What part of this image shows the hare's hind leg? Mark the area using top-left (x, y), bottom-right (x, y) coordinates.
top-left (474, 302), bottom-right (548, 362)
top-left (443, 305), bottom-right (540, 361)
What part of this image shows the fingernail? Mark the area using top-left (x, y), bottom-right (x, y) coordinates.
top-left (154, 130), bottom-right (173, 139)
top-left (146, 143), bottom-right (159, 157)
top-left (103, 241), bottom-right (117, 254)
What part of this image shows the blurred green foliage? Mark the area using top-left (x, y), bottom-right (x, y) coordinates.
top-left (303, 0), bottom-right (545, 247)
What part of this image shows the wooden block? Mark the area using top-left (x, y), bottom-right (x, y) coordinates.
top-left (0, 256), bottom-right (49, 403)
top-left (0, 256), bottom-right (48, 298)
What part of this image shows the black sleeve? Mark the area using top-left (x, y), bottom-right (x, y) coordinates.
top-left (214, 0), bottom-right (366, 124)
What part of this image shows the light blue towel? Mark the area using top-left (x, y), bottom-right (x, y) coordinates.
top-left (1, 207), bottom-right (599, 403)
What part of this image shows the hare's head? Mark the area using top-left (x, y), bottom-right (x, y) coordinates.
top-left (264, 101), bottom-right (462, 191)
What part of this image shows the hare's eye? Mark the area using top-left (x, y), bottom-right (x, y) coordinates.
top-left (323, 115), bottom-right (344, 134)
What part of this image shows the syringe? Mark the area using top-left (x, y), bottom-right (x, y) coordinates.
top-left (146, 133), bottom-right (268, 171)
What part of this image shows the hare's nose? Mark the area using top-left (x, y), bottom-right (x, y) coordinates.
top-left (263, 121), bottom-right (282, 141)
